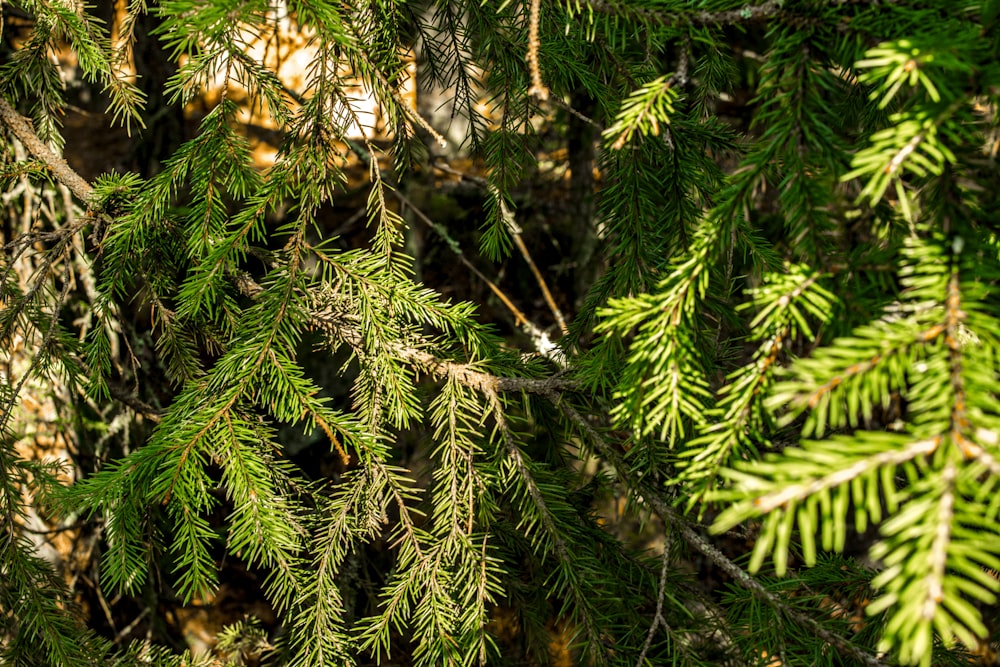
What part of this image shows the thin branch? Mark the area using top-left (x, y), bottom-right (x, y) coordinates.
top-left (349, 43), bottom-right (449, 148)
top-left (498, 194), bottom-right (569, 335)
top-left (550, 95), bottom-right (602, 128)
top-left (583, 0), bottom-right (876, 29)
top-left (432, 160), bottom-right (570, 337)
top-left (668, 35), bottom-right (692, 89)
top-left (113, 608), bottom-right (150, 644)
top-left (486, 388), bottom-right (609, 658)
top-left (526, 0), bottom-right (549, 100)
top-left (636, 539), bottom-right (673, 667)
top-left (392, 188), bottom-right (536, 330)
top-left (107, 384), bottom-right (162, 423)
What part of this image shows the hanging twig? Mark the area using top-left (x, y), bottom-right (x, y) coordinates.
top-left (636, 539), bottom-right (674, 667)
top-left (525, 0), bottom-right (549, 101)
top-left (391, 189), bottom-right (533, 327)
top-left (495, 192), bottom-right (569, 335)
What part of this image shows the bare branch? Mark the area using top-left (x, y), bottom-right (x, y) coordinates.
top-left (636, 541), bottom-right (673, 667)
top-left (0, 97), bottom-right (94, 204)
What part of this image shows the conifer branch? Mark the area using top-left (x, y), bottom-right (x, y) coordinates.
top-left (162, 390), bottom-right (240, 505)
top-left (4, 4), bottom-right (995, 661)
top-left (545, 389), bottom-right (891, 667)
top-left (488, 391), bottom-right (567, 562)
top-left (584, 0), bottom-right (786, 27)
top-left (486, 388), bottom-right (609, 660)
top-left (925, 463), bottom-right (956, 620)
top-left (0, 97), bottom-right (124, 359)
top-left (749, 436), bottom-right (939, 514)
top-left (3, 25), bottom-right (577, 421)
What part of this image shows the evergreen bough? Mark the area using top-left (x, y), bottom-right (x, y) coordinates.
top-left (2, 0), bottom-right (1000, 665)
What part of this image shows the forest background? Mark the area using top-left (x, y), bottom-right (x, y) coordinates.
top-left (2, 0), bottom-right (1000, 665)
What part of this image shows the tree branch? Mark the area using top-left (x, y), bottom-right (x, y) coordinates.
top-left (307, 295), bottom-right (576, 395)
top-left (0, 97), bottom-right (94, 204)
top-left (544, 389), bottom-right (892, 667)
top-left (581, 0), bottom-right (898, 30)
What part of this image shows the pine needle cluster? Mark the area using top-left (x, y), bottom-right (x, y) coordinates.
top-left (2, 0), bottom-right (1000, 665)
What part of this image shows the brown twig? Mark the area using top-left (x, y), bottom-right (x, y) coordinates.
top-left (392, 188), bottom-right (536, 330)
top-left (432, 161), bottom-right (569, 335)
top-left (636, 540), bottom-right (674, 667)
top-left (499, 197), bottom-right (569, 335)
top-left (0, 250), bottom-right (75, 431)
top-left (526, 0), bottom-right (549, 101)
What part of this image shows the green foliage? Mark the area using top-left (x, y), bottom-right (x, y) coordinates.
top-left (0, 428), bottom-right (104, 666)
top-left (3, 0), bottom-right (1000, 666)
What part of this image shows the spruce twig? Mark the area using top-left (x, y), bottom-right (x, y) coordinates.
top-left (636, 541), bottom-right (673, 667)
top-left (546, 389), bottom-right (892, 667)
top-left (392, 188), bottom-right (537, 330)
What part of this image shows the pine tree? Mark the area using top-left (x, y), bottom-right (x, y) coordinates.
top-left (2, 0), bottom-right (1000, 665)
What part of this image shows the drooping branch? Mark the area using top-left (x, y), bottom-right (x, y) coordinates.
top-left (544, 388), bottom-right (891, 667)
